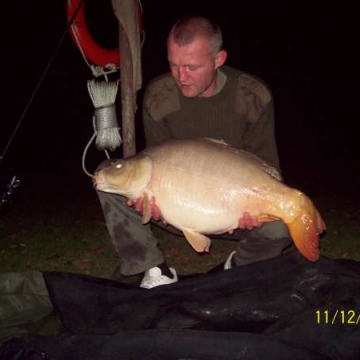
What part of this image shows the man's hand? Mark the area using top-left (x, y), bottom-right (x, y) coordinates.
top-left (238, 212), bottom-right (262, 230)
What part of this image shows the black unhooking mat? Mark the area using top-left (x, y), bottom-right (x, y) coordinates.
top-left (1, 252), bottom-right (360, 359)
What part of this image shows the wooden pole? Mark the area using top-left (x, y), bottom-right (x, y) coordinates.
top-left (112, 0), bottom-right (142, 157)
top-left (119, 26), bottom-right (136, 157)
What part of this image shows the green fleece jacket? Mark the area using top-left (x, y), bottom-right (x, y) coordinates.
top-left (142, 65), bottom-right (280, 171)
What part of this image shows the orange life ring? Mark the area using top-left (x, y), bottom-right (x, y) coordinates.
top-left (67, 0), bottom-right (142, 68)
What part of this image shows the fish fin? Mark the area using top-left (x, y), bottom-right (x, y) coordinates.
top-left (257, 214), bottom-right (280, 222)
top-left (285, 192), bottom-right (326, 262)
top-left (141, 193), bottom-right (152, 224)
top-left (182, 229), bottom-right (212, 253)
top-left (201, 137), bottom-right (229, 146)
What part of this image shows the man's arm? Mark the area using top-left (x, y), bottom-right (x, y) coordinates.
top-left (142, 74), bottom-right (180, 147)
top-left (235, 73), bottom-right (281, 172)
top-left (244, 99), bottom-right (281, 172)
top-left (142, 105), bottom-right (172, 146)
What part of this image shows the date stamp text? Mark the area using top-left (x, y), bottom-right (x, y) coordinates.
top-left (316, 310), bottom-right (360, 325)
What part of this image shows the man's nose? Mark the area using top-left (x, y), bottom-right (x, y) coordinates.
top-left (178, 67), bottom-right (188, 82)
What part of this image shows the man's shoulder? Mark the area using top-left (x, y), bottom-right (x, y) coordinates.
top-left (144, 73), bottom-right (180, 121)
top-left (224, 66), bottom-right (272, 105)
top-left (146, 72), bottom-right (177, 94)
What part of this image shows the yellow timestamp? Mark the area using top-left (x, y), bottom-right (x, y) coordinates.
top-left (316, 310), bottom-right (360, 325)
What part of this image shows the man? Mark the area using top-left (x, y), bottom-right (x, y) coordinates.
top-left (97, 15), bottom-right (292, 289)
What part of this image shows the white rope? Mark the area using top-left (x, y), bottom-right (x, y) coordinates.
top-left (81, 117), bottom-right (98, 178)
top-left (81, 80), bottom-right (121, 177)
top-left (87, 79), bottom-right (121, 150)
top-left (81, 115), bottom-right (113, 177)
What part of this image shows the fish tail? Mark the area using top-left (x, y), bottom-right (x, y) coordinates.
top-left (286, 191), bottom-right (326, 262)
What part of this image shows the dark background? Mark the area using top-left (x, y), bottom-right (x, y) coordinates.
top-left (0, 0), bottom-right (359, 199)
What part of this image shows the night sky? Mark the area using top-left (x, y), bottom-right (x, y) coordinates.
top-left (0, 0), bottom-right (359, 199)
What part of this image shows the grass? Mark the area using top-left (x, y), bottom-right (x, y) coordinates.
top-left (0, 170), bottom-right (359, 279)
top-left (314, 194), bottom-right (360, 260)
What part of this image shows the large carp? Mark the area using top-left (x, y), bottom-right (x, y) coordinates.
top-left (94, 138), bottom-right (325, 262)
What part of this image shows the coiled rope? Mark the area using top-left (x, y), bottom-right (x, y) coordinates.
top-left (82, 80), bottom-right (121, 177)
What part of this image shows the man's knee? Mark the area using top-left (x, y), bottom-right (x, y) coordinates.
top-left (231, 221), bottom-right (293, 267)
top-left (256, 221), bottom-right (290, 240)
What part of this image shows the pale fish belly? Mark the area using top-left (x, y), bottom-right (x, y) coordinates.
top-left (148, 176), bottom-right (262, 234)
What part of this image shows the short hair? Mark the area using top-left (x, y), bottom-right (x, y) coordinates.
top-left (168, 16), bottom-right (223, 57)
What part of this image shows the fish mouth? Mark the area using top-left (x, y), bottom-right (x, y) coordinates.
top-left (92, 173), bottom-right (123, 194)
top-left (92, 172), bottom-right (105, 190)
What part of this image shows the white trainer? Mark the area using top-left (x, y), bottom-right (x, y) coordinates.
top-left (224, 251), bottom-right (236, 270)
top-left (140, 266), bottom-right (178, 289)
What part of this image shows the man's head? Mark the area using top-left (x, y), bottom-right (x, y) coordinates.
top-left (167, 16), bottom-right (227, 98)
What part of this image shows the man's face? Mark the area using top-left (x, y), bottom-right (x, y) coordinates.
top-left (167, 36), bottom-right (226, 98)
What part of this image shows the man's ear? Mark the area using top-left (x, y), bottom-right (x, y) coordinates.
top-left (215, 50), bottom-right (227, 68)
